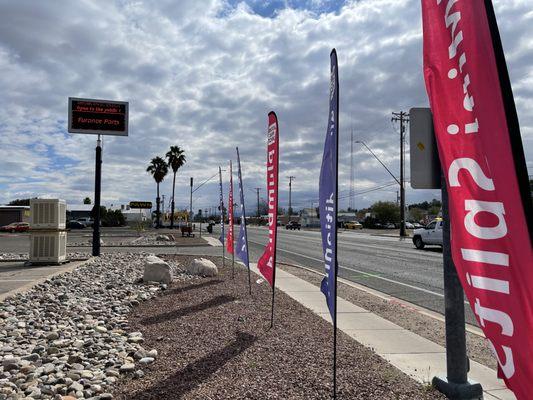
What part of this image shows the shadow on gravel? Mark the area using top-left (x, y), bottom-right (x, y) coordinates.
top-left (128, 331), bottom-right (257, 400)
top-left (162, 279), bottom-right (223, 296)
top-left (141, 294), bottom-right (236, 325)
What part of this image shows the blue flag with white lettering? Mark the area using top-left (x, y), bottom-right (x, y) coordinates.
top-left (218, 166), bottom-right (225, 245)
top-left (235, 147), bottom-right (250, 268)
top-left (319, 49), bottom-right (339, 319)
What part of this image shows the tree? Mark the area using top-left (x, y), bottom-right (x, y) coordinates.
top-left (8, 199), bottom-right (30, 206)
top-left (165, 146), bottom-right (186, 229)
top-left (371, 201), bottom-right (400, 223)
top-left (409, 207), bottom-right (426, 223)
top-left (102, 209), bottom-right (126, 227)
top-left (147, 157), bottom-right (169, 228)
top-left (83, 197), bottom-right (91, 204)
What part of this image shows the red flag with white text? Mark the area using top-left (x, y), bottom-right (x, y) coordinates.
top-left (226, 160), bottom-right (234, 254)
top-left (422, 1), bottom-right (533, 398)
top-left (257, 112), bottom-right (279, 286)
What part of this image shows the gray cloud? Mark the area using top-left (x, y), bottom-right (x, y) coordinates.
top-left (0, 0), bottom-right (531, 212)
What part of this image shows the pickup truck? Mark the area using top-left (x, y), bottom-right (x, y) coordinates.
top-left (412, 218), bottom-right (443, 249)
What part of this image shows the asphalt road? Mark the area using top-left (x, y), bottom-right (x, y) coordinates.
top-left (226, 225), bottom-right (477, 326)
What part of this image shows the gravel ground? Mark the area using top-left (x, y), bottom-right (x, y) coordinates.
top-left (277, 263), bottom-right (497, 371)
top-left (0, 253), bottom-right (92, 262)
top-left (114, 256), bottom-right (444, 400)
top-left (0, 253), bottom-right (197, 399)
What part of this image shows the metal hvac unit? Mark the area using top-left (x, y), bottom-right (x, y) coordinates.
top-left (30, 199), bottom-right (67, 230)
top-left (30, 231), bottom-right (67, 263)
top-left (29, 199), bottom-right (67, 264)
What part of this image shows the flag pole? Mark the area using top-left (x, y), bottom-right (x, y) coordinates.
top-left (230, 160), bottom-right (235, 279)
top-left (333, 54), bottom-right (339, 400)
top-left (270, 112), bottom-right (280, 329)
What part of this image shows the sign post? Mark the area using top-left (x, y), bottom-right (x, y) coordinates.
top-left (410, 108), bottom-right (482, 398)
top-left (68, 98), bottom-right (129, 257)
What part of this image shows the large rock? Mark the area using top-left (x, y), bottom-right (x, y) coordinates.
top-left (187, 258), bottom-right (218, 277)
top-left (156, 234), bottom-right (171, 242)
top-left (143, 256), bottom-right (172, 283)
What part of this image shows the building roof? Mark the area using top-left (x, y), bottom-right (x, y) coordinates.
top-left (67, 204), bottom-right (93, 212)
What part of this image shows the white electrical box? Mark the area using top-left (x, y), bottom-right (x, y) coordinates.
top-left (29, 231), bottom-right (67, 264)
top-left (30, 199), bottom-right (67, 230)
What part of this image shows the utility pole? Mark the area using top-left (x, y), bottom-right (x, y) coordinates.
top-left (287, 176), bottom-right (295, 221)
top-left (349, 128), bottom-right (355, 211)
top-left (189, 177), bottom-right (193, 226)
top-left (255, 188), bottom-right (261, 218)
top-left (392, 111), bottom-right (409, 237)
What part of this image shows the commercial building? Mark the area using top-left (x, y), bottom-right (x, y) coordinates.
top-left (0, 206), bottom-right (30, 226)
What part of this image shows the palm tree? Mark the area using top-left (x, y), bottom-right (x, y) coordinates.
top-left (165, 146), bottom-right (186, 229)
top-left (146, 157), bottom-right (168, 228)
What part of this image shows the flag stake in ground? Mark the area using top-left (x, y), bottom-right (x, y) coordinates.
top-left (235, 147), bottom-right (252, 295)
top-left (257, 111), bottom-right (280, 327)
top-left (319, 48), bottom-right (339, 399)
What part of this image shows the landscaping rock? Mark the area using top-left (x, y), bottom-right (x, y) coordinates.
top-left (143, 256), bottom-right (172, 284)
top-left (187, 258), bottom-right (218, 277)
top-left (0, 253), bottom-right (193, 398)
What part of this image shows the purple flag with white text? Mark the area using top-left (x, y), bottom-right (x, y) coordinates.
top-left (319, 49), bottom-right (339, 319)
top-left (235, 147), bottom-right (250, 269)
top-left (218, 166), bottom-right (225, 245)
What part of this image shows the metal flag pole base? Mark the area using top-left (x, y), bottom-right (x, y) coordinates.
top-left (433, 179), bottom-right (483, 400)
top-left (270, 286), bottom-right (275, 329)
top-left (432, 377), bottom-right (483, 400)
top-left (247, 267), bottom-right (252, 295)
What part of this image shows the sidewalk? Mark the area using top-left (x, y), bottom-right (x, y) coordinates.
top-left (0, 259), bottom-right (92, 301)
top-left (249, 263), bottom-right (515, 400)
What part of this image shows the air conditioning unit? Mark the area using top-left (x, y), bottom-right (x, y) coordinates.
top-left (29, 231), bottom-right (67, 264)
top-left (30, 199), bottom-right (67, 230)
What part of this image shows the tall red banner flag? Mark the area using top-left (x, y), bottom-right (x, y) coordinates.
top-left (422, 1), bottom-right (533, 398)
top-left (226, 160), bottom-right (234, 254)
top-left (257, 112), bottom-right (279, 286)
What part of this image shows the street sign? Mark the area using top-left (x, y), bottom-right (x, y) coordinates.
top-left (129, 201), bottom-right (152, 209)
top-left (68, 97), bottom-right (129, 136)
top-left (409, 107), bottom-right (441, 189)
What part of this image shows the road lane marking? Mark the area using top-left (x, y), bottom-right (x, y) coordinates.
top-left (248, 239), bottom-right (446, 299)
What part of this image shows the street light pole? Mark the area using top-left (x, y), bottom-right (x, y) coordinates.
top-left (287, 176), bottom-right (295, 222)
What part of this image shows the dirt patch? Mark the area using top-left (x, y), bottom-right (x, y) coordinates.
top-left (113, 256), bottom-right (444, 399)
top-left (278, 263), bottom-right (497, 371)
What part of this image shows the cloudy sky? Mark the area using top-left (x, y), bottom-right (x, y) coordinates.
top-left (0, 0), bottom-right (531, 214)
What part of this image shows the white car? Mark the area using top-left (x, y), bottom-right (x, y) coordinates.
top-left (76, 217), bottom-right (94, 227)
top-left (405, 222), bottom-right (414, 229)
top-left (412, 219), bottom-right (443, 249)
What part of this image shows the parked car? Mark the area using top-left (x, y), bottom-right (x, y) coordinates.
top-left (412, 218), bottom-right (443, 249)
top-left (0, 222), bottom-right (30, 233)
top-left (405, 222), bottom-right (414, 229)
top-left (345, 221), bottom-right (363, 230)
top-left (67, 221), bottom-right (85, 230)
top-left (76, 217), bottom-right (94, 227)
top-left (412, 222), bottom-right (424, 229)
top-left (384, 222), bottom-right (395, 229)
top-left (286, 221), bottom-right (301, 230)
